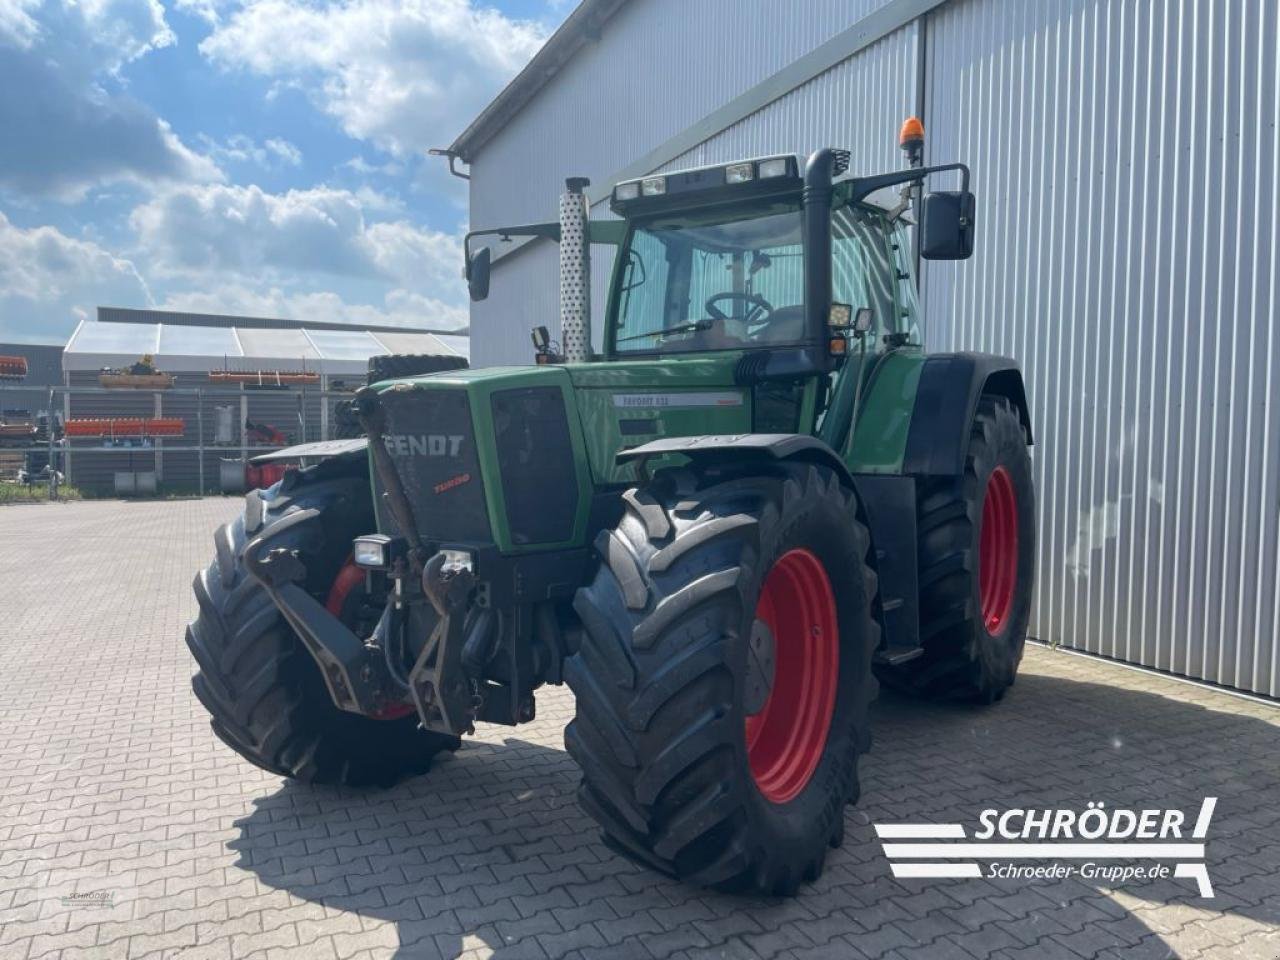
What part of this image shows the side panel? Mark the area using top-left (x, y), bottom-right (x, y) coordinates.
top-left (568, 357), bottom-right (753, 485)
top-left (845, 350), bottom-right (926, 473)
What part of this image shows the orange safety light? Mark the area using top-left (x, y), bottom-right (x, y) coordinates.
top-left (899, 116), bottom-right (925, 150)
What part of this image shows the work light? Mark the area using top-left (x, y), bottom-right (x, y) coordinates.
top-left (353, 534), bottom-right (401, 570)
top-left (439, 549), bottom-right (474, 574)
top-left (725, 162), bottom-right (755, 183)
top-left (640, 176), bottom-right (666, 196)
top-left (758, 156), bottom-right (792, 179)
top-left (613, 181), bottom-right (640, 201)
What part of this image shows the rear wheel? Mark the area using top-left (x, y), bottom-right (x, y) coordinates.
top-left (567, 463), bottom-right (878, 894)
top-left (185, 464), bottom-right (457, 786)
top-left (882, 395), bottom-right (1035, 701)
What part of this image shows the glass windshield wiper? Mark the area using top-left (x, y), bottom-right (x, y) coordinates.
top-left (617, 320), bottom-right (712, 343)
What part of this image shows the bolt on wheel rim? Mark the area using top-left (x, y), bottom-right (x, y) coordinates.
top-left (979, 465), bottom-right (1019, 635)
top-left (745, 548), bottom-right (839, 805)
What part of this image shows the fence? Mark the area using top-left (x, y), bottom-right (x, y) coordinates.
top-left (0, 380), bottom-right (364, 498)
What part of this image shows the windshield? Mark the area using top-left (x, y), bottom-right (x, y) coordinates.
top-left (611, 202), bottom-right (805, 355)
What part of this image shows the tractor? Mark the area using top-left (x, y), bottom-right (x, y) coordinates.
top-left (184, 119), bottom-right (1035, 894)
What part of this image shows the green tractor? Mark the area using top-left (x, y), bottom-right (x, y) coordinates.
top-left (185, 120), bottom-right (1035, 894)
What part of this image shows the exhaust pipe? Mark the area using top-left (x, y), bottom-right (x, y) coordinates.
top-left (559, 177), bottom-right (591, 363)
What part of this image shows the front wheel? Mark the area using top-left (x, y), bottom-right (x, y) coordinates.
top-left (567, 463), bottom-right (879, 894)
top-left (185, 465), bottom-right (458, 786)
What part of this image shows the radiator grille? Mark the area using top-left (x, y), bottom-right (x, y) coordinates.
top-left (375, 389), bottom-right (490, 543)
top-left (491, 386), bottom-right (578, 545)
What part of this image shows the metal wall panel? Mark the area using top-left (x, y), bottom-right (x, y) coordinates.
top-left (469, 0), bottom-right (902, 230)
top-left (922, 0), bottom-right (1279, 696)
top-left (659, 24), bottom-right (918, 177)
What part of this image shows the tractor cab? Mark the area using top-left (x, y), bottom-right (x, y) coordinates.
top-left (465, 136), bottom-right (973, 382)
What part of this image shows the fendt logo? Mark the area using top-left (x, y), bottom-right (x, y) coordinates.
top-left (382, 434), bottom-right (464, 457)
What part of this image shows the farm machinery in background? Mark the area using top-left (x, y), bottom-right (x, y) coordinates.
top-left (99, 354), bottom-right (175, 389)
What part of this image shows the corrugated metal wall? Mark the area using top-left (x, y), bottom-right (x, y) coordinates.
top-left (657, 24), bottom-right (917, 175)
top-left (921, 0), bottom-right (1279, 696)
top-left (469, 0), bottom-right (902, 227)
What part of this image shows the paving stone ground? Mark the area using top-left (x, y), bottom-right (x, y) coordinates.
top-left (1, 497), bottom-right (1278, 960)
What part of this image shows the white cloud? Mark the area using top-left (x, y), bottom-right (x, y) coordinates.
top-left (197, 133), bottom-right (303, 170)
top-left (264, 138), bottom-right (302, 166)
top-left (199, 0), bottom-right (548, 157)
top-left (130, 182), bottom-right (464, 298)
top-left (0, 0), bottom-right (41, 48)
top-left (0, 0), bottom-right (218, 201)
top-left (0, 211), bottom-right (151, 340)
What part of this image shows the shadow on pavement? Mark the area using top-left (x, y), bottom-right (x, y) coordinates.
top-left (229, 665), bottom-right (1280, 959)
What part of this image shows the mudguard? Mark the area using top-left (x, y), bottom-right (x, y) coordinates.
top-left (902, 352), bottom-right (1032, 477)
top-left (615, 433), bottom-right (854, 486)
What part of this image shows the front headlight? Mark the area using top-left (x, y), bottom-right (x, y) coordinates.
top-left (353, 534), bottom-right (394, 569)
top-left (439, 549), bottom-right (474, 574)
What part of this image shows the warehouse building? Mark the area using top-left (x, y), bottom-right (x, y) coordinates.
top-left (59, 308), bottom-right (467, 493)
top-left (452, 0), bottom-right (1279, 697)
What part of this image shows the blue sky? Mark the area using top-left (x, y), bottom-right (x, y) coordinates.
top-left (0, 0), bottom-right (571, 344)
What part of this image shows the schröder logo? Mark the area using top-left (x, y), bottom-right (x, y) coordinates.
top-left (875, 798), bottom-right (1217, 897)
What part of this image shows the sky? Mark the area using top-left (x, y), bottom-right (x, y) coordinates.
top-left (0, 0), bottom-right (572, 344)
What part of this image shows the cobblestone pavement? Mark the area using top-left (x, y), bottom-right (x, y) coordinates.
top-left (1, 498), bottom-right (1278, 960)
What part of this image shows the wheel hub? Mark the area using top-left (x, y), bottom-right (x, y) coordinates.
top-left (744, 548), bottom-right (839, 805)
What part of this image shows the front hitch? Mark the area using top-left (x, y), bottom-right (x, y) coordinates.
top-left (243, 509), bottom-right (401, 717)
top-left (408, 552), bottom-right (491, 736)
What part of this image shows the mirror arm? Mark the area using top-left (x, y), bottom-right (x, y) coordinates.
top-left (846, 162), bottom-right (970, 204)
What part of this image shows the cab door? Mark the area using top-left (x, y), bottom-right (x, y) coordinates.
top-left (816, 205), bottom-right (901, 459)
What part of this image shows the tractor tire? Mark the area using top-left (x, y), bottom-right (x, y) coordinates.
top-left (567, 463), bottom-right (879, 894)
top-left (881, 395), bottom-right (1035, 702)
top-left (367, 353), bottom-right (468, 384)
top-left (184, 461), bottom-right (458, 786)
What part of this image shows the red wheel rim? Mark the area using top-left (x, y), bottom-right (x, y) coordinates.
top-left (325, 558), bottom-right (366, 618)
top-left (744, 548), bottom-right (839, 805)
top-left (979, 466), bottom-right (1019, 635)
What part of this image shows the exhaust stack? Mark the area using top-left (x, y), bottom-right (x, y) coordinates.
top-left (559, 177), bottom-right (591, 363)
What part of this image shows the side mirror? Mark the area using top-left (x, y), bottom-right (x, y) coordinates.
top-left (466, 246), bottom-right (491, 301)
top-left (921, 191), bottom-right (976, 260)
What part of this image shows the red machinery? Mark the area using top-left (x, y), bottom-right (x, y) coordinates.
top-left (0, 356), bottom-right (28, 381)
top-left (246, 462), bottom-right (293, 489)
top-left (245, 420), bottom-right (288, 446)
top-left (64, 418), bottom-right (185, 438)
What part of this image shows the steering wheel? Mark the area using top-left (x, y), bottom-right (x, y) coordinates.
top-left (705, 292), bottom-right (775, 326)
